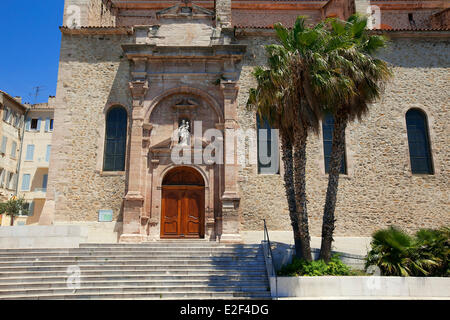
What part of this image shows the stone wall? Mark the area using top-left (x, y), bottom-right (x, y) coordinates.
top-left (235, 34), bottom-right (450, 235)
top-left (46, 33), bottom-right (132, 223)
top-left (49, 26), bottom-right (449, 237)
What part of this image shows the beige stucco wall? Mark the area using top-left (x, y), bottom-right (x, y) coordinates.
top-left (17, 107), bottom-right (54, 224)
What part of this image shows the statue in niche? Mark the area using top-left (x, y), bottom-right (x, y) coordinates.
top-left (178, 119), bottom-right (191, 146)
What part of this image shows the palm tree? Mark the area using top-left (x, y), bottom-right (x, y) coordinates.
top-left (249, 17), bottom-right (355, 261)
top-left (319, 15), bottom-right (393, 262)
top-left (248, 49), bottom-right (304, 259)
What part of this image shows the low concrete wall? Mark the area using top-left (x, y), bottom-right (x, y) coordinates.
top-left (54, 221), bottom-right (122, 243)
top-left (0, 225), bottom-right (88, 248)
top-left (270, 276), bottom-right (450, 299)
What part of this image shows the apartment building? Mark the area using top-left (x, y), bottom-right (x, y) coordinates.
top-left (0, 90), bottom-right (28, 226)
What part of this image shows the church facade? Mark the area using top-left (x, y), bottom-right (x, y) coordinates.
top-left (38, 0), bottom-right (450, 242)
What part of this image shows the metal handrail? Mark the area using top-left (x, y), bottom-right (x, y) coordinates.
top-left (263, 219), bottom-right (277, 299)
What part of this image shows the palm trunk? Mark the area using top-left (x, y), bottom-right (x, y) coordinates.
top-left (293, 130), bottom-right (312, 261)
top-left (10, 215), bottom-right (14, 226)
top-left (320, 115), bottom-right (347, 262)
top-left (280, 134), bottom-right (302, 259)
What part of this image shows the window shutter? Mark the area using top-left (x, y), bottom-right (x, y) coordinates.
top-left (45, 118), bottom-right (50, 132)
top-left (2, 108), bottom-right (8, 121)
top-left (37, 118), bottom-right (42, 131)
top-left (12, 173), bottom-right (17, 190)
top-left (26, 145), bottom-right (35, 161)
top-left (11, 141), bottom-right (17, 158)
top-left (21, 174), bottom-right (30, 191)
top-left (25, 118), bottom-right (31, 131)
top-left (46, 145), bottom-right (51, 162)
top-left (0, 136), bottom-right (7, 154)
top-left (0, 169), bottom-right (4, 187)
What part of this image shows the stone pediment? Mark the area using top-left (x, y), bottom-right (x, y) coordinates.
top-left (156, 1), bottom-right (215, 20)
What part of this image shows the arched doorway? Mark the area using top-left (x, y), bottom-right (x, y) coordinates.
top-left (161, 166), bottom-right (205, 239)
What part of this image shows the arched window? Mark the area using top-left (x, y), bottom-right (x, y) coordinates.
top-left (406, 109), bottom-right (433, 174)
top-left (257, 114), bottom-right (279, 174)
top-left (103, 106), bottom-right (127, 171)
top-left (322, 114), bottom-right (347, 174)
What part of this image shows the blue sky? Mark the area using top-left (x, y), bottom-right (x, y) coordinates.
top-left (0, 0), bottom-right (64, 104)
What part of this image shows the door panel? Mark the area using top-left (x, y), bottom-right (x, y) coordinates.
top-left (183, 189), bottom-right (203, 237)
top-left (161, 190), bottom-right (181, 237)
top-left (161, 186), bottom-right (204, 239)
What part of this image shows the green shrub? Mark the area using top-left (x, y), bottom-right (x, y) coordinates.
top-left (365, 226), bottom-right (449, 277)
top-left (277, 254), bottom-right (351, 276)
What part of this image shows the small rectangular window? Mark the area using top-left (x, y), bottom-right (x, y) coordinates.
top-left (42, 174), bottom-right (48, 190)
top-left (50, 119), bottom-right (54, 131)
top-left (21, 174), bottom-right (31, 191)
top-left (257, 115), bottom-right (280, 175)
top-left (322, 115), bottom-right (347, 174)
top-left (30, 119), bottom-right (39, 130)
top-left (25, 144), bottom-right (35, 161)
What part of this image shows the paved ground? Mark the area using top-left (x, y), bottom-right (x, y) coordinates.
top-left (242, 231), bottom-right (372, 256)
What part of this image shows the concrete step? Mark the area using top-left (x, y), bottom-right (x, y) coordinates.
top-left (0, 249), bottom-right (262, 256)
top-left (0, 284), bottom-right (271, 297)
top-left (0, 272), bottom-right (267, 285)
top-left (0, 279), bottom-right (269, 290)
top-left (0, 252), bottom-right (262, 259)
top-left (0, 269), bottom-right (267, 278)
top-left (78, 243), bottom-right (261, 249)
top-left (0, 291), bottom-right (272, 300)
top-left (0, 243), bottom-right (270, 300)
top-left (0, 259), bottom-right (265, 268)
top-left (0, 264), bottom-right (266, 273)
top-left (0, 254), bottom-right (264, 261)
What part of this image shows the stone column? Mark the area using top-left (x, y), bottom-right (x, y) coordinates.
top-left (120, 74), bottom-right (149, 243)
top-left (219, 80), bottom-right (241, 243)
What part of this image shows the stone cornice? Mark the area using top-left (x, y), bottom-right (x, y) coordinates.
top-left (111, 1), bottom-right (328, 10)
top-left (121, 43), bottom-right (247, 59)
top-left (235, 27), bottom-right (450, 38)
top-left (60, 26), bottom-right (133, 35)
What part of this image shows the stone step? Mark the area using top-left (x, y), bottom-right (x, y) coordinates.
top-left (0, 291), bottom-right (272, 300)
top-left (0, 258), bottom-right (265, 266)
top-left (0, 279), bottom-right (269, 290)
top-left (0, 264), bottom-right (266, 273)
top-left (0, 284), bottom-right (270, 297)
top-left (0, 248), bottom-right (262, 255)
top-left (0, 253), bottom-right (263, 260)
top-left (78, 243), bottom-right (260, 249)
top-left (0, 252), bottom-right (262, 259)
top-left (0, 274), bottom-right (268, 283)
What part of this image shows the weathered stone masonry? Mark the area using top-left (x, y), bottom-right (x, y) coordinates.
top-left (40, 1), bottom-right (449, 240)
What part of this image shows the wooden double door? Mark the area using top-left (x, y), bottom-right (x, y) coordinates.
top-left (161, 185), bottom-right (205, 239)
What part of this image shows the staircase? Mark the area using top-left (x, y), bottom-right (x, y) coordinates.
top-left (0, 241), bottom-right (271, 300)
